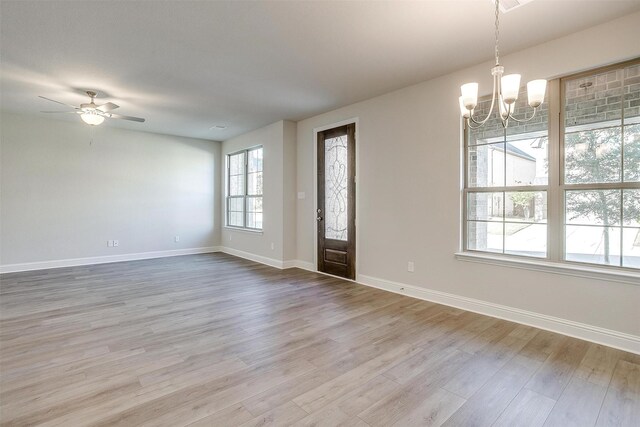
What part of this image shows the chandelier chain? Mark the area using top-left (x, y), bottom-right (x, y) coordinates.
top-left (494, 0), bottom-right (500, 65)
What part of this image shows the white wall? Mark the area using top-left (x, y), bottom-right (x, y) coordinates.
top-left (283, 121), bottom-right (298, 261)
top-left (295, 13), bottom-right (640, 338)
top-left (220, 120), bottom-right (296, 264)
top-left (0, 112), bottom-right (221, 268)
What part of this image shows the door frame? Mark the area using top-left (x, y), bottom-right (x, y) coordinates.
top-left (312, 118), bottom-right (360, 281)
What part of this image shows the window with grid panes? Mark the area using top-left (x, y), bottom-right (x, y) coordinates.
top-left (226, 146), bottom-right (263, 230)
top-left (465, 85), bottom-right (549, 258)
top-left (562, 62), bottom-right (640, 268)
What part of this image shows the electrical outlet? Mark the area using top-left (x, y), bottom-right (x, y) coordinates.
top-left (229, 234), bottom-right (232, 241)
top-left (175, 236), bottom-right (180, 243)
top-left (113, 240), bottom-right (119, 247)
top-left (270, 242), bottom-right (275, 250)
top-left (107, 240), bottom-right (113, 247)
top-left (407, 261), bottom-right (414, 272)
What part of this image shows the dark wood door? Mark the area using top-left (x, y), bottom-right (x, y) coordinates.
top-left (317, 124), bottom-right (356, 280)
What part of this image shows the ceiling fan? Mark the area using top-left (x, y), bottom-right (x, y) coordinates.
top-left (39, 90), bottom-right (145, 126)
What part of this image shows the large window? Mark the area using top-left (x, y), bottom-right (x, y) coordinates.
top-left (463, 59), bottom-right (640, 271)
top-left (563, 63), bottom-right (640, 268)
top-left (227, 146), bottom-right (263, 230)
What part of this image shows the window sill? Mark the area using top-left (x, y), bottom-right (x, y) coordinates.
top-left (454, 252), bottom-right (640, 285)
top-left (224, 226), bottom-right (263, 235)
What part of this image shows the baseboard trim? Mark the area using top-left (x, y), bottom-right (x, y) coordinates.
top-left (217, 247), bottom-right (314, 271)
top-left (218, 247), bottom-right (289, 269)
top-left (358, 274), bottom-right (640, 355)
top-left (0, 246), bottom-right (310, 274)
top-left (0, 247), bottom-right (222, 274)
top-left (290, 260), bottom-right (315, 271)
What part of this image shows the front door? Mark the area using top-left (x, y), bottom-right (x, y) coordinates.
top-left (317, 123), bottom-right (356, 280)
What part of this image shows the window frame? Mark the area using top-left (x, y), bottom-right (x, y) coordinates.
top-left (462, 58), bottom-right (640, 274)
top-left (462, 89), bottom-right (551, 261)
top-left (226, 145), bottom-right (263, 231)
top-left (559, 60), bottom-right (640, 269)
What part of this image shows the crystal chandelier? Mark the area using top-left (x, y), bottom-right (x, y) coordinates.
top-left (459, 0), bottom-right (547, 128)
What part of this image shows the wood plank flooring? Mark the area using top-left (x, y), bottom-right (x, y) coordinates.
top-left (1, 253), bottom-right (638, 426)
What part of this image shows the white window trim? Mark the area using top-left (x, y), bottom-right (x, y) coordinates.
top-left (455, 252), bottom-right (640, 286)
top-left (460, 59), bottom-right (640, 275)
top-left (226, 146), bottom-right (263, 231)
top-left (223, 225), bottom-right (263, 235)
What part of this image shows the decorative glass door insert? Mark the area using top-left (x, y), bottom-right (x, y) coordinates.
top-left (324, 135), bottom-right (349, 241)
top-left (317, 124), bottom-right (356, 280)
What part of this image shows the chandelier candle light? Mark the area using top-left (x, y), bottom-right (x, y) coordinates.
top-left (459, 0), bottom-right (547, 128)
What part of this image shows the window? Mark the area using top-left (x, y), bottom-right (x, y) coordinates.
top-left (463, 59), bottom-right (640, 271)
top-left (466, 85), bottom-right (549, 258)
top-left (226, 146), bottom-right (263, 230)
top-left (563, 63), bottom-right (640, 268)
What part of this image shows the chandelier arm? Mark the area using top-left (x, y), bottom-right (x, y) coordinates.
top-left (499, 95), bottom-right (511, 128)
top-left (507, 107), bottom-right (539, 123)
top-left (465, 118), bottom-right (486, 129)
top-left (468, 74), bottom-right (499, 126)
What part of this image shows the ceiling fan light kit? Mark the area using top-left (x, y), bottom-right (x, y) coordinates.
top-left (39, 90), bottom-right (145, 126)
top-left (80, 110), bottom-right (105, 126)
top-left (459, 0), bottom-right (546, 129)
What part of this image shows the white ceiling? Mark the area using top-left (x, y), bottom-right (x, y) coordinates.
top-left (2, 0), bottom-right (639, 141)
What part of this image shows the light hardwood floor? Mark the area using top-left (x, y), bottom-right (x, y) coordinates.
top-left (1, 253), bottom-right (639, 426)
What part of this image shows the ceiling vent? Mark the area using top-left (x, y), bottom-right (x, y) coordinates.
top-left (494, 0), bottom-right (535, 13)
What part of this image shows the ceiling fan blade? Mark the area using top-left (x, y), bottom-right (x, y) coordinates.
top-left (40, 110), bottom-right (79, 113)
top-left (97, 102), bottom-right (119, 112)
top-left (38, 96), bottom-right (79, 109)
top-left (108, 113), bottom-right (145, 122)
